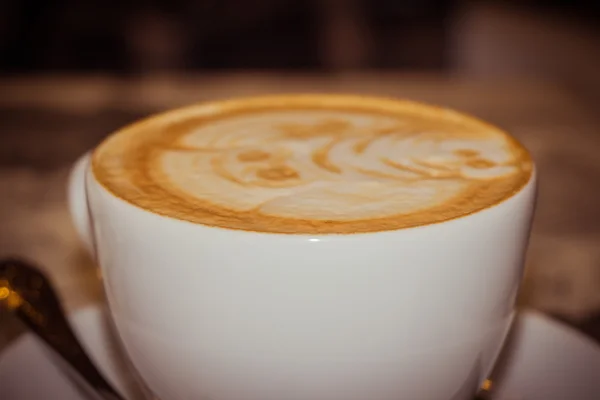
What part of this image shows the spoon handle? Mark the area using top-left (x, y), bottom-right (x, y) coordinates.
top-left (0, 258), bottom-right (125, 400)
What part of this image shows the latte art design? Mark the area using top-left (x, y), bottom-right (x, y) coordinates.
top-left (93, 95), bottom-right (533, 233)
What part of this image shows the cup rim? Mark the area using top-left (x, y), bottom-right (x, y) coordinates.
top-left (88, 93), bottom-right (536, 237)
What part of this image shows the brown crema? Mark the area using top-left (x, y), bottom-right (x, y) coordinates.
top-left (92, 94), bottom-right (533, 234)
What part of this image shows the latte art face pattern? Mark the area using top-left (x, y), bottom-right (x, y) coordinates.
top-left (160, 113), bottom-right (516, 218)
top-left (93, 95), bottom-right (533, 233)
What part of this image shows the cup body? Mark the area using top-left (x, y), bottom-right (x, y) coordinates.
top-left (69, 153), bottom-right (536, 400)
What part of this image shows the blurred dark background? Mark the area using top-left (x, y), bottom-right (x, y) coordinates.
top-left (1, 0), bottom-right (598, 74)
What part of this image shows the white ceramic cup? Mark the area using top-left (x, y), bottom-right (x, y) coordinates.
top-left (68, 148), bottom-right (536, 400)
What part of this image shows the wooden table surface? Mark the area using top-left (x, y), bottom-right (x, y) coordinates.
top-left (1, 73), bottom-right (600, 351)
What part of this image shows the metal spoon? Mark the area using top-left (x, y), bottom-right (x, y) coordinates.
top-left (0, 257), bottom-right (125, 400)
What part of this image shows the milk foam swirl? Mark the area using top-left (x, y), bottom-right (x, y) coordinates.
top-left (93, 95), bottom-right (533, 233)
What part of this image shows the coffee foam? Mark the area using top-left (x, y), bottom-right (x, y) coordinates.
top-left (93, 95), bottom-right (533, 233)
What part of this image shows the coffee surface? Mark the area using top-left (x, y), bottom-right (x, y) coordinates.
top-left (93, 95), bottom-right (533, 233)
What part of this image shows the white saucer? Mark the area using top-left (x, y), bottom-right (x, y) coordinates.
top-left (1, 306), bottom-right (599, 400)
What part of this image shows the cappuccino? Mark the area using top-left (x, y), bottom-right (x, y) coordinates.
top-left (93, 94), bottom-right (532, 233)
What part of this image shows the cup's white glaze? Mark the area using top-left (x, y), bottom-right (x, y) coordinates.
top-left (69, 153), bottom-right (536, 400)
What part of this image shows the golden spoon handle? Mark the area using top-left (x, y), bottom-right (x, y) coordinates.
top-left (0, 258), bottom-right (125, 400)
